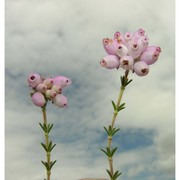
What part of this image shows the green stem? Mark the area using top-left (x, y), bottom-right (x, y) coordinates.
top-left (42, 107), bottom-right (51, 180)
top-left (107, 70), bottom-right (129, 179)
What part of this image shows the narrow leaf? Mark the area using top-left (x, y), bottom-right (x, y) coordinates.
top-left (111, 147), bottom-right (118, 156)
top-left (106, 169), bottom-right (113, 179)
top-left (112, 128), bottom-right (120, 136)
top-left (50, 160), bottom-right (57, 169)
top-left (48, 141), bottom-right (52, 152)
top-left (103, 127), bottom-right (109, 135)
top-left (50, 144), bottom-right (56, 152)
top-left (48, 124), bottom-right (54, 133)
top-left (100, 148), bottom-right (108, 157)
top-left (39, 123), bottom-right (45, 131)
top-left (41, 143), bottom-right (47, 152)
top-left (111, 100), bottom-right (116, 110)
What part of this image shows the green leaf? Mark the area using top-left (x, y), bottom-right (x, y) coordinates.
top-left (47, 141), bottom-right (52, 152)
top-left (50, 144), bottom-right (56, 152)
top-left (117, 103), bottom-right (126, 112)
top-left (103, 127), bottom-right (109, 135)
top-left (111, 100), bottom-right (117, 110)
top-left (113, 170), bottom-right (122, 180)
top-left (106, 169), bottom-right (113, 179)
top-left (50, 160), bottom-right (57, 169)
top-left (126, 79), bottom-right (133, 86)
top-left (41, 143), bottom-right (47, 152)
top-left (41, 161), bottom-right (50, 171)
top-left (106, 147), bottom-right (111, 157)
top-left (48, 124), bottom-right (54, 133)
top-left (39, 123), bottom-right (45, 131)
top-left (112, 128), bottom-right (120, 136)
top-left (100, 148), bottom-right (108, 157)
top-left (111, 147), bottom-right (118, 157)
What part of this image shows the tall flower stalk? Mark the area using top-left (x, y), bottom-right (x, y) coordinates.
top-left (100, 29), bottom-right (161, 180)
top-left (27, 73), bottom-right (71, 180)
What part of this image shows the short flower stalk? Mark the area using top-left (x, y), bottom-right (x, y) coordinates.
top-left (100, 29), bottom-right (161, 180)
top-left (27, 73), bottom-right (71, 180)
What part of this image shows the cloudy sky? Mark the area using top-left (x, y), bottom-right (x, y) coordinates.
top-left (5, 0), bottom-right (175, 180)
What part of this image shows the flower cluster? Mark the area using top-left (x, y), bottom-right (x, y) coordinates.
top-left (27, 73), bottom-right (71, 107)
top-left (100, 28), bottom-right (161, 76)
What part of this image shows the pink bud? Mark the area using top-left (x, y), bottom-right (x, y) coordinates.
top-left (53, 76), bottom-right (72, 88)
top-left (43, 78), bottom-right (54, 88)
top-left (133, 28), bottom-right (145, 41)
top-left (124, 32), bottom-right (133, 49)
top-left (51, 85), bottom-right (62, 94)
top-left (120, 56), bottom-right (134, 70)
top-left (45, 90), bottom-right (57, 99)
top-left (53, 94), bottom-right (68, 108)
top-left (36, 83), bottom-right (47, 93)
top-left (128, 43), bottom-right (142, 59)
top-left (140, 48), bottom-right (160, 65)
top-left (146, 46), bottom-right (162, 53)
top-left (137, 35), bottom-right (149, 52)
top-left (102, 38), bottom-right (119, 55)
top-left (100, 55), bottom-right (120, 69)
top-left (114, 31), bottom-right (125, 44)
top-left (116, 44), bottom-right (128, 58)
top-left (133, 61), bottom-right (149, 76)
top-left (27, 73), bottom-right (42, 88)
top-left (31, 92), bottom-right (46, 107)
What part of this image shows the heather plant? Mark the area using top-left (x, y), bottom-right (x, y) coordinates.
top-left (100, 28), bottom-right (161, 180)
top-left (27, 73), bottom-right (71, 180)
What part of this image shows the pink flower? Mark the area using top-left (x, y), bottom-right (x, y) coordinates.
top-left (133, 61), bottom-right (149, 76)
top-left (120, 56), bottom-right (134, 70)
top-left (36, 83), bottom-right (47, 93)
top-left (116, 44), bottom-right (129, 58)
top-left (53, 76), bottom-right (72, 88)
top-left (140, 47), bottom-right (161, 65)
top-left (32, 92), bottom-right (46, 107)
top-left (43, 78), bottom-right (54, 88)
top-left (51, 85), bottom-right (62, 94)
top-left (53, 94), bottom-right (68, 108)
top-left (133, 28), bottom-right (145, 42)
top-left (100, 55), bottom-right (120, 69)
top-left (27, 73), bottom-right (42, 88)
top-left (114, 31), bottom-right (125, 44)
top-left (45, 90), bottom-right (57, 99)
top-left (102, 38), bottom-right (119, 55)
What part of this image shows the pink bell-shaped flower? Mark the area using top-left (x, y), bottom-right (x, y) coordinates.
top-left (51, 85), bottom-right (62, 94)
top-left (116, 44), bottom-right (129, 58)
top-left (100, 55), bottom-right (120, 69)
top-left (36, 83), bottom-right (47, 93)
top-left (53, 94), bottom-right (68, 108)
top-left (28, 73), bottom-right (42, 88)
top-left (133, 28), bottom-right (145, 42)
top-left (43, 78), bottom-right (54, 88)
top-left (133, 61), bottom-right (149, 76)
top-left (102, 38), bottom-right (119, 55)
top-left (120, 55), bottom-right (134, 70)
top-left (31, 92), bottom-right (46, 107)
top-left (53, 76), bottom-right (72, 88)
top-left (45, 90), bottom-right (57, 99)
top-left (140, 47), bottom-right (161, 65)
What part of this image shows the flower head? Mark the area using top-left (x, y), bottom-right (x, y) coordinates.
top-left (28, 73), bottom-right (71, 108)
top-left (100, 29), bottom-right (161, 77)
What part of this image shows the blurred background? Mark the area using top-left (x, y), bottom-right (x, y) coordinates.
top-left (5, 0), bottom-right (175, 179)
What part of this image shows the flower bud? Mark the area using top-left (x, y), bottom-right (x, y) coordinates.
top-left (102, 38), bottom-right (119, 55)
top-left (116, 44), bottom-right (128, 58)
top-left (146, 46), bottom-right (161, 53)
top-left (133, 28), bottom-right (145, 42)
top-left (36, 83), bottom-right (47, 93)
top-left (53, 94), bottom-right (68, 108)
top-left (133, 61), bottom-right (149, 76)
top-left (53, 76), bottom-right (72, 88)
top-left (137, 35), bottom-right (149, 53)
top-left (45, 90), bottom-right (57, 99)
top-left (114, 31), bottom-right (125, 44)
top-left (120, 55), bottom-right (134, 70)
top-left (140, 48), bottom-right (160, 65)
top-left (128, 43), bottom-right (142, 59)
top-left (27, 73), bottom-right (42, 88)
top-left (31, 92), bottom-right (46, 107)
top-left (51, 85), bottom-right (62, 94)
top-left (43, 78), bottom-right (54, 88)
top-left (100, 55), bottom-right (120, 69)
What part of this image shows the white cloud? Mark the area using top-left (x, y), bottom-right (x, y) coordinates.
top-left (5, 0), bottom-right (175, 179)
